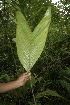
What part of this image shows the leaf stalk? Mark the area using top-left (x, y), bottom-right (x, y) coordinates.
top-left (30, 75), bottom-right (37, 105)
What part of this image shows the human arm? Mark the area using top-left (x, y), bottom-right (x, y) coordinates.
top-left (0, 72), bottom-right (31, 93)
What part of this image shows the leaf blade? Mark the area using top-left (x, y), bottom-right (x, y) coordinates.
top-left (30, 7), bottom-right (51, 68)
top-left (16, 7), bottom-right (51, 71)
top-left (16, 11), bottom-right (32, 70)
top-left (36, 89), bottom-right (61, 98)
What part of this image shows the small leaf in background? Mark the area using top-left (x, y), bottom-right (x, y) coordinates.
top-left (0, 74), bottom-right (10, 82)
top-left (16, 7), bottom-right (51, 71)
top-left (12, 38), bottom-right (16, 42)
top-left (60, 80), bottom-right (70, 93)
top-left (36, 89), bottom-right (61, 98)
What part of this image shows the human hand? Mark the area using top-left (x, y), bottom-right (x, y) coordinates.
top-left (16, 72), bottom-right (31, 87)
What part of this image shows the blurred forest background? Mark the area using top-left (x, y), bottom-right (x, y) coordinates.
top-left (0, 0), bottom-right (70, 105)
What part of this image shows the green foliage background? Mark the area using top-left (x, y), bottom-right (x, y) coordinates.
top-left (0, 0), bottom-right (70, 105)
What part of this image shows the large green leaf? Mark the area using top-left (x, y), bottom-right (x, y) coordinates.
top-left (16, 7), bottom-right (51, 71)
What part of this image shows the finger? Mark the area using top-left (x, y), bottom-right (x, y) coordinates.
top-left (24, 75), bottom-right (31, 80)
top-left (21, 72), bottom-right (28, 76)
top-left (23, 72), bottom-right (31, 76)
top-left (22, 72), bottom-right (31, 76)
top-left (27, 72), bottom-right (31, 76)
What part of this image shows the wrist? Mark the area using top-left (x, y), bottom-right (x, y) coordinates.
top-left (14, 80), bottom-right (21, 88)
top-left (15, 79), bottom-right (23, 88)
